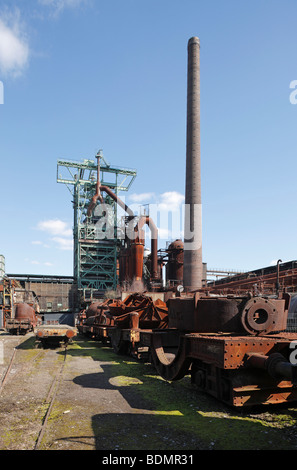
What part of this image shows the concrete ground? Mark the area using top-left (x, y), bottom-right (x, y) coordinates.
top-left (1, 331), bottom-right (297, 452)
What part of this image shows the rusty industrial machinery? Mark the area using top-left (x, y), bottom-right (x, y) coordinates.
top-left (5, 303), bottom-right (41, 335)
top-left (0, 279), bottom-right (15, 328)
top-left (85, 154), bottom-right (163, 293)
top-left (150, 291), bottom-right (297, 406)
top-left (164, 239), bottom-right (184, 288)
top-left (77, 290), bottom-right (297, 406)
top-left (77, 293), bottom-right (168, 357)
top-left (118, 214), bottom-right (161, 291)
top-left (36, 324), bottom-right (77, 348)
top-left (208, 260), bottom-right (297, 297)
top-left (0, 276), bottom-right (42, 335)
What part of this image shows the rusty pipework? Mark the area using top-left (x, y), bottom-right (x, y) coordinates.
top-left (96, 154), bottom-right (102, 203)
top-left (276, 259), bottom-right (282, 295)
top-left (246, 352), bottom-right (297, 384)
top-left (86, 153), bottom-right (159, 283)
top-left (87, 184), bottom-right (134, 218)
top-left (132, 243), bottom-right (145, 280)
top-left (119, 215), bottom-right (159, 284)
top-left (87, 153), bottom-right (135, 218)
top-left (134, 216), bottom-right (158, 280)
top-left (166, 239), bottom-right (184, 284)
top-left (87, 154), bottom-right (104, 216)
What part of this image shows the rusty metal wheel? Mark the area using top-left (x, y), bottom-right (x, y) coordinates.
top-left (241, 297), bottom-right (277, 335)
top-left (150, 332), bottom-right (192, 381)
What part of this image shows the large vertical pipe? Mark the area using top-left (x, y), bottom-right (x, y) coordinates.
top-left (183, 36), bottom-right (203, 291)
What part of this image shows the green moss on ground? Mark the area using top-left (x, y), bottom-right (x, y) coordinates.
top-left (0, 402), bottom-right (46, 450)
top-left (65, 337), bottom-right (297, 450)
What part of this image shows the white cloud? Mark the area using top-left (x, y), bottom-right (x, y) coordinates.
top-left (128, 192), bottom-right (156, 203)
top-left (126, 191), bottom-right (185, 241)
top-left (158, 191), bottom-right (185, 212)
top-left (25, 259), bottom-right (54, 267)
top-left (0, 11), bottom-right (29, 77)
top-left (36, 219), bottom-right (73, 251)
top-left (128, 191), bottom-right (185, 210)
top-left (158, 227), bottom-right (172, 240)
top-left (270, 259), bottom-right (286, 266)
top-left (156, 192), bottom-right (185, 241)
top-left (127, 191), bottom-right (185, 242)
top-left (38, 0), bottom-right (88, 15)
top-left (51, 237), bottom-right (73, 251)
top-left (37, 219), bottom-right (72, 237)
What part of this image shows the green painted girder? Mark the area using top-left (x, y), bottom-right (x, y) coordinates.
top-left (80, 280), bottom-right (114, 290)
top-left (57, 158), bottom-right (137, 192)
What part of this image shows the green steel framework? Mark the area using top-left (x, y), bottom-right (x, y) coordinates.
top-left (57, 152), bottom-right (136, 296)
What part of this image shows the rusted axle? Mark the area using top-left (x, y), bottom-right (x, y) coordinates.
top-left (246, 352), bottom-right (297, 384)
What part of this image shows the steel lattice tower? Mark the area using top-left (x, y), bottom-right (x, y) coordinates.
top-left (57, 151), bottom-right (136, 302)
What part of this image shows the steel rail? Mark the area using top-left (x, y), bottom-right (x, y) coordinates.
top-left (34, 345), bottom-right (68, 450)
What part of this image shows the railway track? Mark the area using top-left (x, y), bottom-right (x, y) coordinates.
top-left (0, 337), bottom-right (24, 393)
top-left (34, 345), bottom-right (68, 450)
top-left (0, 347), bottom-right (18, 393)
top-left (0, 336), bottom-right (69, 450)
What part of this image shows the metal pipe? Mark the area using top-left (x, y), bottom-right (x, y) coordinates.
top-left (183, 36), bottom-right (203, 291)
top-left (276, 259), bottom-right (282, 295)
top-left (87, 185), bottom-right (134, 218)
top-left (130, 243), bottom-right (145, 281)
top-left (246, 352), bottom-right (297, 384)
top-left (87, 153), bottom-right (134, 218)
top-left (135, 216), bottom-right (158, 280)
top-left (96, 154), bottom-right (102, 201)
top-left (87, 153), bottom-right (103, 216)
top-left (101, 186), bottom-right (134, 217)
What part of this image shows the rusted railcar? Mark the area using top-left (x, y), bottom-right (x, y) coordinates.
top-left (78, 294), bottom-right (168, 358)
top-left (36, 324), bottom-right (77, 347)
top-left (77, 290), bottom-right (297, 407)
top-left (148, 292), bottom-right (297, 407)
top-left (6, 303), bottom-right (42, 336)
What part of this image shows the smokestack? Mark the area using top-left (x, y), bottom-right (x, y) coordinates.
top-left (183, 36), bottom-right (203, 291)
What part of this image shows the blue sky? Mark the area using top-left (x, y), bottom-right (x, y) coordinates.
top-left (0, 0), bottom-right (297, 277)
